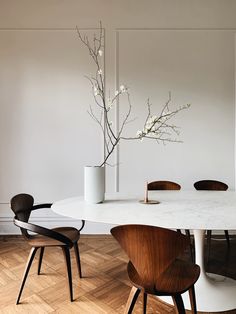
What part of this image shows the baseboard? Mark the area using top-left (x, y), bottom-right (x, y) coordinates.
top-left (1, 217), bottom-right (235, 235)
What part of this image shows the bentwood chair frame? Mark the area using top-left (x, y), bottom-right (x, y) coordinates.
top-left (111, 224), bottom-right (200, 314)
top-left (10, 193), bottom-right (85, 304)
top-left (193, 180), bottom-right (229, 257)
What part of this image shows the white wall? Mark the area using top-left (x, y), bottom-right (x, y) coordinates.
top-left (0, 0), bottom-right (235, 233)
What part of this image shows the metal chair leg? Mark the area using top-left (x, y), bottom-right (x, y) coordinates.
top-left (16, 247), bottom-right (38, 304)
top-left (185, 229), bottom-right (194, 262)
top-left (207, 230), bottom-right (212, 263)
top-left (224, 230), bottom-right (230, 247)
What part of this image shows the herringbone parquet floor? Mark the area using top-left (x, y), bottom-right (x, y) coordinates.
top-left (0, 234), bottom-right (236, 313)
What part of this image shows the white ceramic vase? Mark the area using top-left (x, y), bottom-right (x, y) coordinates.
top-left (84, 166), bottom-right (105, 204)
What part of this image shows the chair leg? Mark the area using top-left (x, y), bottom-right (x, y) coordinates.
top-left (224, 230), bottom-right (230, 247)
top-left (16, 247), bottom-right (38, 304)
top-left (188, 286), bottom-right (197, 314)
top-left (124, 286), bottom-right (141, 314)
top-left (37, 247), bottom-right (45, 275)
top-left (62, 246), bottom-right (73, 302)
top-left (185, 229), bottom-right (194, 262)
top-left (74, 242), bottom-right (82, 278)
top-left (207, 230), bottom-right (212, 263)
top-left (143, 291), bottom-right (147, 314)
top-left (172, 294), bottom-right (186, 314)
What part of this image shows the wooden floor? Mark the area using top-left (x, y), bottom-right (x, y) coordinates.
top-left (0, 234), bottom-right (236, 313)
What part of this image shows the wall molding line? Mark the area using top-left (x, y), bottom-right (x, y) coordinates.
top-left (115, 30), bottom-right (120, 192)
top-left (1, 27), bottom-right (236, 32)
top-left (116, 28), bottom-right (236, 31)
top-left (0, 27), bottom-right (101, 31)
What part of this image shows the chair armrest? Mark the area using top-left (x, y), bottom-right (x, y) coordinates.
top-left (32, 203), bottom-right (52, 210)
top-left (13, 218), bottom-right (73, 247)
top-left (78, 220), bottom-right (85, 232)
top-left (31, 204), bottom-right (85, 232)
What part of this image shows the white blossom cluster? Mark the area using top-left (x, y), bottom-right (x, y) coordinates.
top-left (136, 115), bottom-right (165, 139)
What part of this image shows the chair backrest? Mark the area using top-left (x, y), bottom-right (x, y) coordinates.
top-left (148, 180), bottom-right (181, 190)
top-left (194, 180), bottom-right (228, 191)
top-left (10, 193), bottom-right (34, 237)
top-left (111, 224), bottom-right (188, 290)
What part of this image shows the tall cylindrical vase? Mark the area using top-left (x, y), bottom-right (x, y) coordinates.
top-left (84, 166), bottom-right (105, 203)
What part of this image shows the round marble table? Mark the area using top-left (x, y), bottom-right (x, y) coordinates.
top-left (51, 191), bottom-right (236, 312)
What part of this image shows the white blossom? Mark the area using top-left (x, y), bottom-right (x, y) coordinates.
top-left (151, 115), bottom-right (157, 122)
top-left (162, 110), bottom-right (171, 119)
top-left (120, 85), bottom-right (126, 93)
top-left (136, 130), bottom-right (143, 137)
top-left (115, 90), bottom-right (119, 96)
top-left (107, 99), bottom-right (113, 110)
top-left (98, 50), bottom-right (103, 56)
top-left (146, 116), bottom-right (157, 125)
top-left (98, 69), bottom-right (103, 75)
top-left (145, 123), bottom-right (152, 130)
top-left (93, 86), bottom-right (99, 96)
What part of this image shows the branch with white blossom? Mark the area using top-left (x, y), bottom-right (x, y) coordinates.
top-left (76, 22), bottom-right (190, 167)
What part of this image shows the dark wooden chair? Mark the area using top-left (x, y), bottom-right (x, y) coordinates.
top-left (147, 181), bottom-right (193, 261)
top-left (193, 180), bottom-right (229, 256)
top-left (148, 180), bottom-right (181, 191)
top-left (10, 193), bottom-right (85, 304)
top-left (111, 224), bottom-right (200, 314)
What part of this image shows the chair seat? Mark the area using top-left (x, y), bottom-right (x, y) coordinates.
top-left (28, 227), bottom-right (81, 247)
top-left (128, 259), bottom-right (200, 295)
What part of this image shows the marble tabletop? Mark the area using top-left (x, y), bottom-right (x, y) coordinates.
top-left (52, 190), bottom-right (236, 230)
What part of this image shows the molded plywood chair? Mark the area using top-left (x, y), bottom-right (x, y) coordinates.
top-left (194, 180), bottom-right (228, 192)
top-left (193, 180), bottom-right (229, 256)
top-left (148, 180), bottom-right (181, 191)
top-left (111, 224), bottom-right (200, 314)
top-left (10, 193), bottom-right (85, 304)
top-left (148, 181), bottom-right (193, 261)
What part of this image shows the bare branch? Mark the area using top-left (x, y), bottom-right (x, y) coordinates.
top-left (76, 22), bottom-right (190, 166)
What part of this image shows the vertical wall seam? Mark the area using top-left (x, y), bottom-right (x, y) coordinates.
top-left (115, 30), bottom-right (120, 192)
